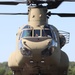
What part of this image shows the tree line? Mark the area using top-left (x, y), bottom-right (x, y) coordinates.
top-left (0, 62), bottom-right (12, 75)
top-left (0, 62), bottom-right (75, 75)
top-left (68, 62), bottom-right (75, 75)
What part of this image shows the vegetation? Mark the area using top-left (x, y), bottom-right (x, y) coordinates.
top-left (0, 62), bottom-right (75, 75)
top-left (0, 62), bottom-right (13, 75)
top-left (68, 62), bottom-right (75, 75)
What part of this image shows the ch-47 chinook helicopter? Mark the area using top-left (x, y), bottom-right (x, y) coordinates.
top-left (0, 0), bottom-right (75, 75)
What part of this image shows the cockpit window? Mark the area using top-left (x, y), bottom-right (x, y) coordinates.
top-left (42, 29), bottom-right (52, 37)
top-left (23, 25), bottom-right (31, 29)
top-left (22, 30), bottom-right (32, 37)
top-left (34, 30), bottom-right (40, 37)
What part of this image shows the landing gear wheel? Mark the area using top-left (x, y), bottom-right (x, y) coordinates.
top-left (13, 70), bottom-right (22, 75)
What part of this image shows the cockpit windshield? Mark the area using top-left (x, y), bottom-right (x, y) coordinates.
top-left (34, 30), bottom-right (40, 37)
top-left (42, 29), bottom-right (52, 37)
top-left (22, 30), bottom-right (32, 38)
top-left (20, 26), bottom-right (54, 39)
top-left (21, 29), bottom-right (52, 38)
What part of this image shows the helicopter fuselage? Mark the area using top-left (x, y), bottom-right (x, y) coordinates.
top-left (8, 6), bottom-right (69, 75)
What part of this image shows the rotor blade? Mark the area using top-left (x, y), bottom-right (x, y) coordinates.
top-left (64, 0), bottom-right (75, 1)
top-left (0, 1), bottom-right (27, 5)
top-left (0, 13), bottom-right (28, 15)
top-left (51, 13), bottom-right (75, 17)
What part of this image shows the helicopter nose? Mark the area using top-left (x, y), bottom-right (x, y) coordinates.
top-left (19, 40), bottom-right (32, 56)
top-left (41, 39), bottom-right (57, 56)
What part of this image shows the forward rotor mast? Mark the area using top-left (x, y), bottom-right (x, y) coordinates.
top-left (28, 6), bottom-right (48, 27)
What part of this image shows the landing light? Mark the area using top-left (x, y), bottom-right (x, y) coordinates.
top-left (41, 60), bottom-right (44, 63)
top-left (30, 60), bottom-right (34, 64)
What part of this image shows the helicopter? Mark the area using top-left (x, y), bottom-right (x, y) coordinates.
top-left (0, 0), bottom-right (75, 75)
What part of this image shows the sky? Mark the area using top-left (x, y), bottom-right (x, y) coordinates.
top-left (0, 1), bottom-right (75, 62)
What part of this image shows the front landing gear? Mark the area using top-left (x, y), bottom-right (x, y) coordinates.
top-left (13, 70), bottom-right (22, 75)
